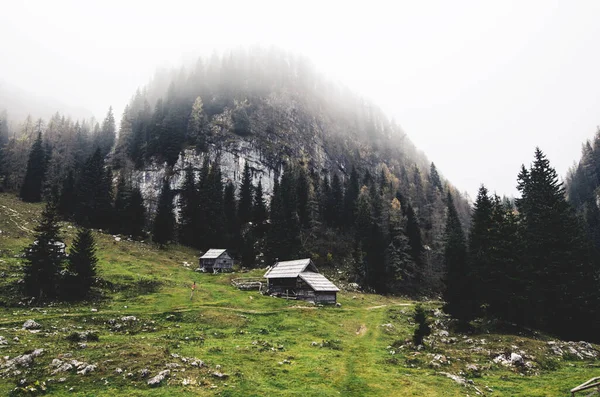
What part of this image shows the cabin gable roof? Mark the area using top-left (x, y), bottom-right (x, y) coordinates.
top-left (200, 249), bottom-right (229, 260)
top-left (299, 272), bottom-right (340, 292)
top-left (264, 258), bottom-right (317, 278)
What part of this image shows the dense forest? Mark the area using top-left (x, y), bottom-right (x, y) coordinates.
top-left (1, 48), bottom-right (599, 343)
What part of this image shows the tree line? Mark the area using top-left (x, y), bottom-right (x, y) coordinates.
top-left (444, 148), bottom-right (600, 342)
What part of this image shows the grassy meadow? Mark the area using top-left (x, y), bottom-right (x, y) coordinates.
top-left (0, 193), bottom-right (598, 396)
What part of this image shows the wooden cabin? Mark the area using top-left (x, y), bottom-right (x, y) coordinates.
top-left (263, 259), bottom-right (339, 304)
top-left (199, 249), bottom-right (233, 273)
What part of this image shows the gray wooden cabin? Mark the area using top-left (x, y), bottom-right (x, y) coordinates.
top-left (199, 249), bottom-right (233, 273)
top-left (263, 259), bottom-right (339, 303)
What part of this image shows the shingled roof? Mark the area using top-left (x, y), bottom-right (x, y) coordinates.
top-left (299, 272), bottom-right (340, 292)
top-left (264, 259), bottom-right (317, 278)
top-left (200, 249), bottom-right (228, 259)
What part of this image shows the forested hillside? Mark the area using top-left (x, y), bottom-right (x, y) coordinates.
top-left (0, 48), bottom-right (470, 296)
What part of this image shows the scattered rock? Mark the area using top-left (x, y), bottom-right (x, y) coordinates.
top-left (212, 371), bottom-right (229, 379)
top-left (0, 336), bottom-right (7, 346)
top-left (115, 368), bottom-right (123, 374)
top-left (120, 316), bottom-right (137, 322)
top-left (148, 370), bottom-right (170, 386)
top-left (22, 320), bottom-right (41, 330)
top-left (510, 353), bottom-right (524, 365)
top-left (76, 364), bottom-right (96, 375)
top-left (139, 368), bottom-right (150, 378)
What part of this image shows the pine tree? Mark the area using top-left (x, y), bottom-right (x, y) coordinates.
top-left (22, 201), bottom-right (65, 300)
top-left (252, 179), bottom-right (268, 238)
top-left (96, 107), bottom-right (116, 157)
top-left (467, 185), bottom-right (494, 317)
top-left (20, 131), bottom-right (46, 202)
top-left (297, 166), bottom-right (311, 228)
top-left (188, 96), bottom-right (208, 151)
top-left (413, 304), bottom-right (431, 346)
top-left (128, 187), bottom-right (146, 238)
top-left (405, 203), bottom-right (424, 265)
top-left (74, 148), bottom-right (114, 229)
top-left (64, 228), bottom-right (97, 300)
top-left (516, 148), bottom-right (599, 339)
top-left (344, 166), bottom-right (360, 226)
top-left (113, 175), bottom-right (131, 234)
top-left (429, 162), bottom-right (443, 192)
top-left (204, 161), bottom-right (225, 248)
top-left (331, 173), bottom-right (344, 228)
top-left (238, 162), bottom-right (253, 224)
top-left (178, 166), bottom-right (198, 247)
top-left (57, 170), bottom-right (76, 219)
top-left (152, 179), bottom-right (175, 246)
top-left (442, 192), bottom-right (470, 325)
top-left (386, 198), bottom-right (417, 293)
top-left (224, 181), bottom-right (239, 251)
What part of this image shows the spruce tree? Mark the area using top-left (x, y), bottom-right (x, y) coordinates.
top-left (64, 228), bottom-right (97, 300)
top-left (442, 192), bottom-right (470, 325)
top-left (97, 107), bottom-right (116, 157)
top-left (57, 170), bottom-right (76, 219)
top-left (224, 181), bottom-right (239, 251)
top-left (178, 166), bottom-right (198, 247)
top-left (516, 148), bottom-right (599, 339)
top-left (405, 203), bottom-right (424, 265)
top-left (238, 162), bottom-right (253, 224)
top-left (113, 175), bottom-right (131, 234)
top-left (252, 180), bottom-right (268, 237)
top-left (20, 131), bottom-right (46, 202)
top-left (204, 161), bottom-right (225, 249)
top-left (152, 179), bottom-right (175, 246)
top-left (467, 185), bottom-right (494, 317)
top-left (74, 148), bottom-right (114, 229)
top-left (23, 201), bottom-right (65, 300)
top-left (413, 304), bottom-right (431, 346)
top-left (429, 163), bottom-right (443, 192)
top-left (331, 173), bottom-right (344, 228)
top-left (297, 166), bottom-right (311, 228)
top-left (386, 198), bottom-right (417, 293)
top-left (344, 166), bottom-right (360, 226)
top-left (128, 187), bottom-right (146, 238)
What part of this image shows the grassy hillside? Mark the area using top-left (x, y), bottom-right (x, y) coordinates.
top-left (0, 193), bottom-right (598, 396)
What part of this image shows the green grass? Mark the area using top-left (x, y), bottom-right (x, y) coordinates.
top-left (0, 192), bottom-right (598, 396)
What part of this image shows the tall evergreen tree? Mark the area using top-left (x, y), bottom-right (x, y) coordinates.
top-left (223, 181), bottom-right (239, 251)
top-left (113, 174), bottom-right (131, 234)
top-left (204, 161), bottom-right (225, 248)
top-left (178, 166), bottom-right (198, 247)
top-left (22, 201), bottom-right (65, 300)
top-left (74, 148), bottom-right (114, 229)
top-left (152, 179), bottom-right (175, 246)
top-left (238, 162), bottom-right (253, 224)
top-left (405, 202), bottom-right (424, 265)
top-left (96, 107), bottom-right (116, 157)
top-left (20, 131), bottom-right (46, 202)
top-left (330, 173), bottom-right (344, 228)
top-left (252, 179), bottom-right (268, 237)
top-left (128, 187), bottom-right (146, 238)
top-left (297, 166), bottom-right (311, 228)
top-left (516, 148), bottom-right (599, 339)
top-left (429, 162), bottom-right (443, 192)
top-left (64, 228), bottom-right (97, 300)
top-left (442, 192), bottom-right (470, 325)
top-left (57, 170), bottom-right (76, 219)
top-left (386, 198), bottom-right (417, 293)
top-left (344, 166), bottom-right (360, 226)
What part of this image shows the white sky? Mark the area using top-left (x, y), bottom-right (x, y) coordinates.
top-left (2, 0), bottom-right (600, 199)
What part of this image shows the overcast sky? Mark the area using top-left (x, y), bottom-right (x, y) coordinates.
top-left (2, 0), bottom-right (600, 199)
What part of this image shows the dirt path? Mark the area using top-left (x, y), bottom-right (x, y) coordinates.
top-left (366, 303), bottom-right (413, 310)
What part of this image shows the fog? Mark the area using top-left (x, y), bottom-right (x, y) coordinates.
top-left (2, 0), bottom-right (600, 198)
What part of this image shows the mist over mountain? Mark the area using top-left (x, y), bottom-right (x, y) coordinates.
top-left (0, 79), bottom-right (94, 125)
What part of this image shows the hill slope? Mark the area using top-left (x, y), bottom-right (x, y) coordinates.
top-left (0, 194), bottom-right (598, 396)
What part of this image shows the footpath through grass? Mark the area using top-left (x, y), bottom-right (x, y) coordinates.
top-left (0, 193), bottom-right (599, 396)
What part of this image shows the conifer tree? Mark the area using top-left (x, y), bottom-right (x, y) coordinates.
top-left (405, 203), bottom-right (424, 265)
top-left (467, 185), bottom-right (494, 317)
top-left (128, 187), bottom-right (146, 238)
top-left (320, 174), bottom-right (332, 226)
top-left (386, 198), bottom-right (417, 292)
top-left (238, 162), bottom-right (253, 224)
top-left (442, 192), bottom-right (470, 325)
top-left (113, 174), bottom-right (130, 234)
top-left (331, 173), bottom-right (344, 228)
top-left (195, 157), bottom-right (211, 248)
top-left (178, 166), bottom-right (198, 247)
top-left (205, 162), bottom-right (225, 248)
top-left (413, 304), bottom-right (431, 346)
top-left (20, 131), bottom-right (46, 202)
top-left (96, 107), bottom-right (116, 157)
top-left (64, 228), bottom-right (97, 300)
top-left (224, 181), bottom-right (239, 251)
top-left (516, 148), bottom-right (598, 339)
top-left (152, 179), bottom-right (175, 246)
top-left (429, 162), bottom-right (443, 192)
top-left (57, 170), bottom-right (76, 219)
top-left (297, 166), bottom-right (311, 228)
top-left (74, 148), bottom-right (114, 229)
top-left (344, 166), bottom-right (360, 226)
top-left (23, 201), bottom-right (65, 300)
top-left (252, 180), bottom-right (268, 237)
